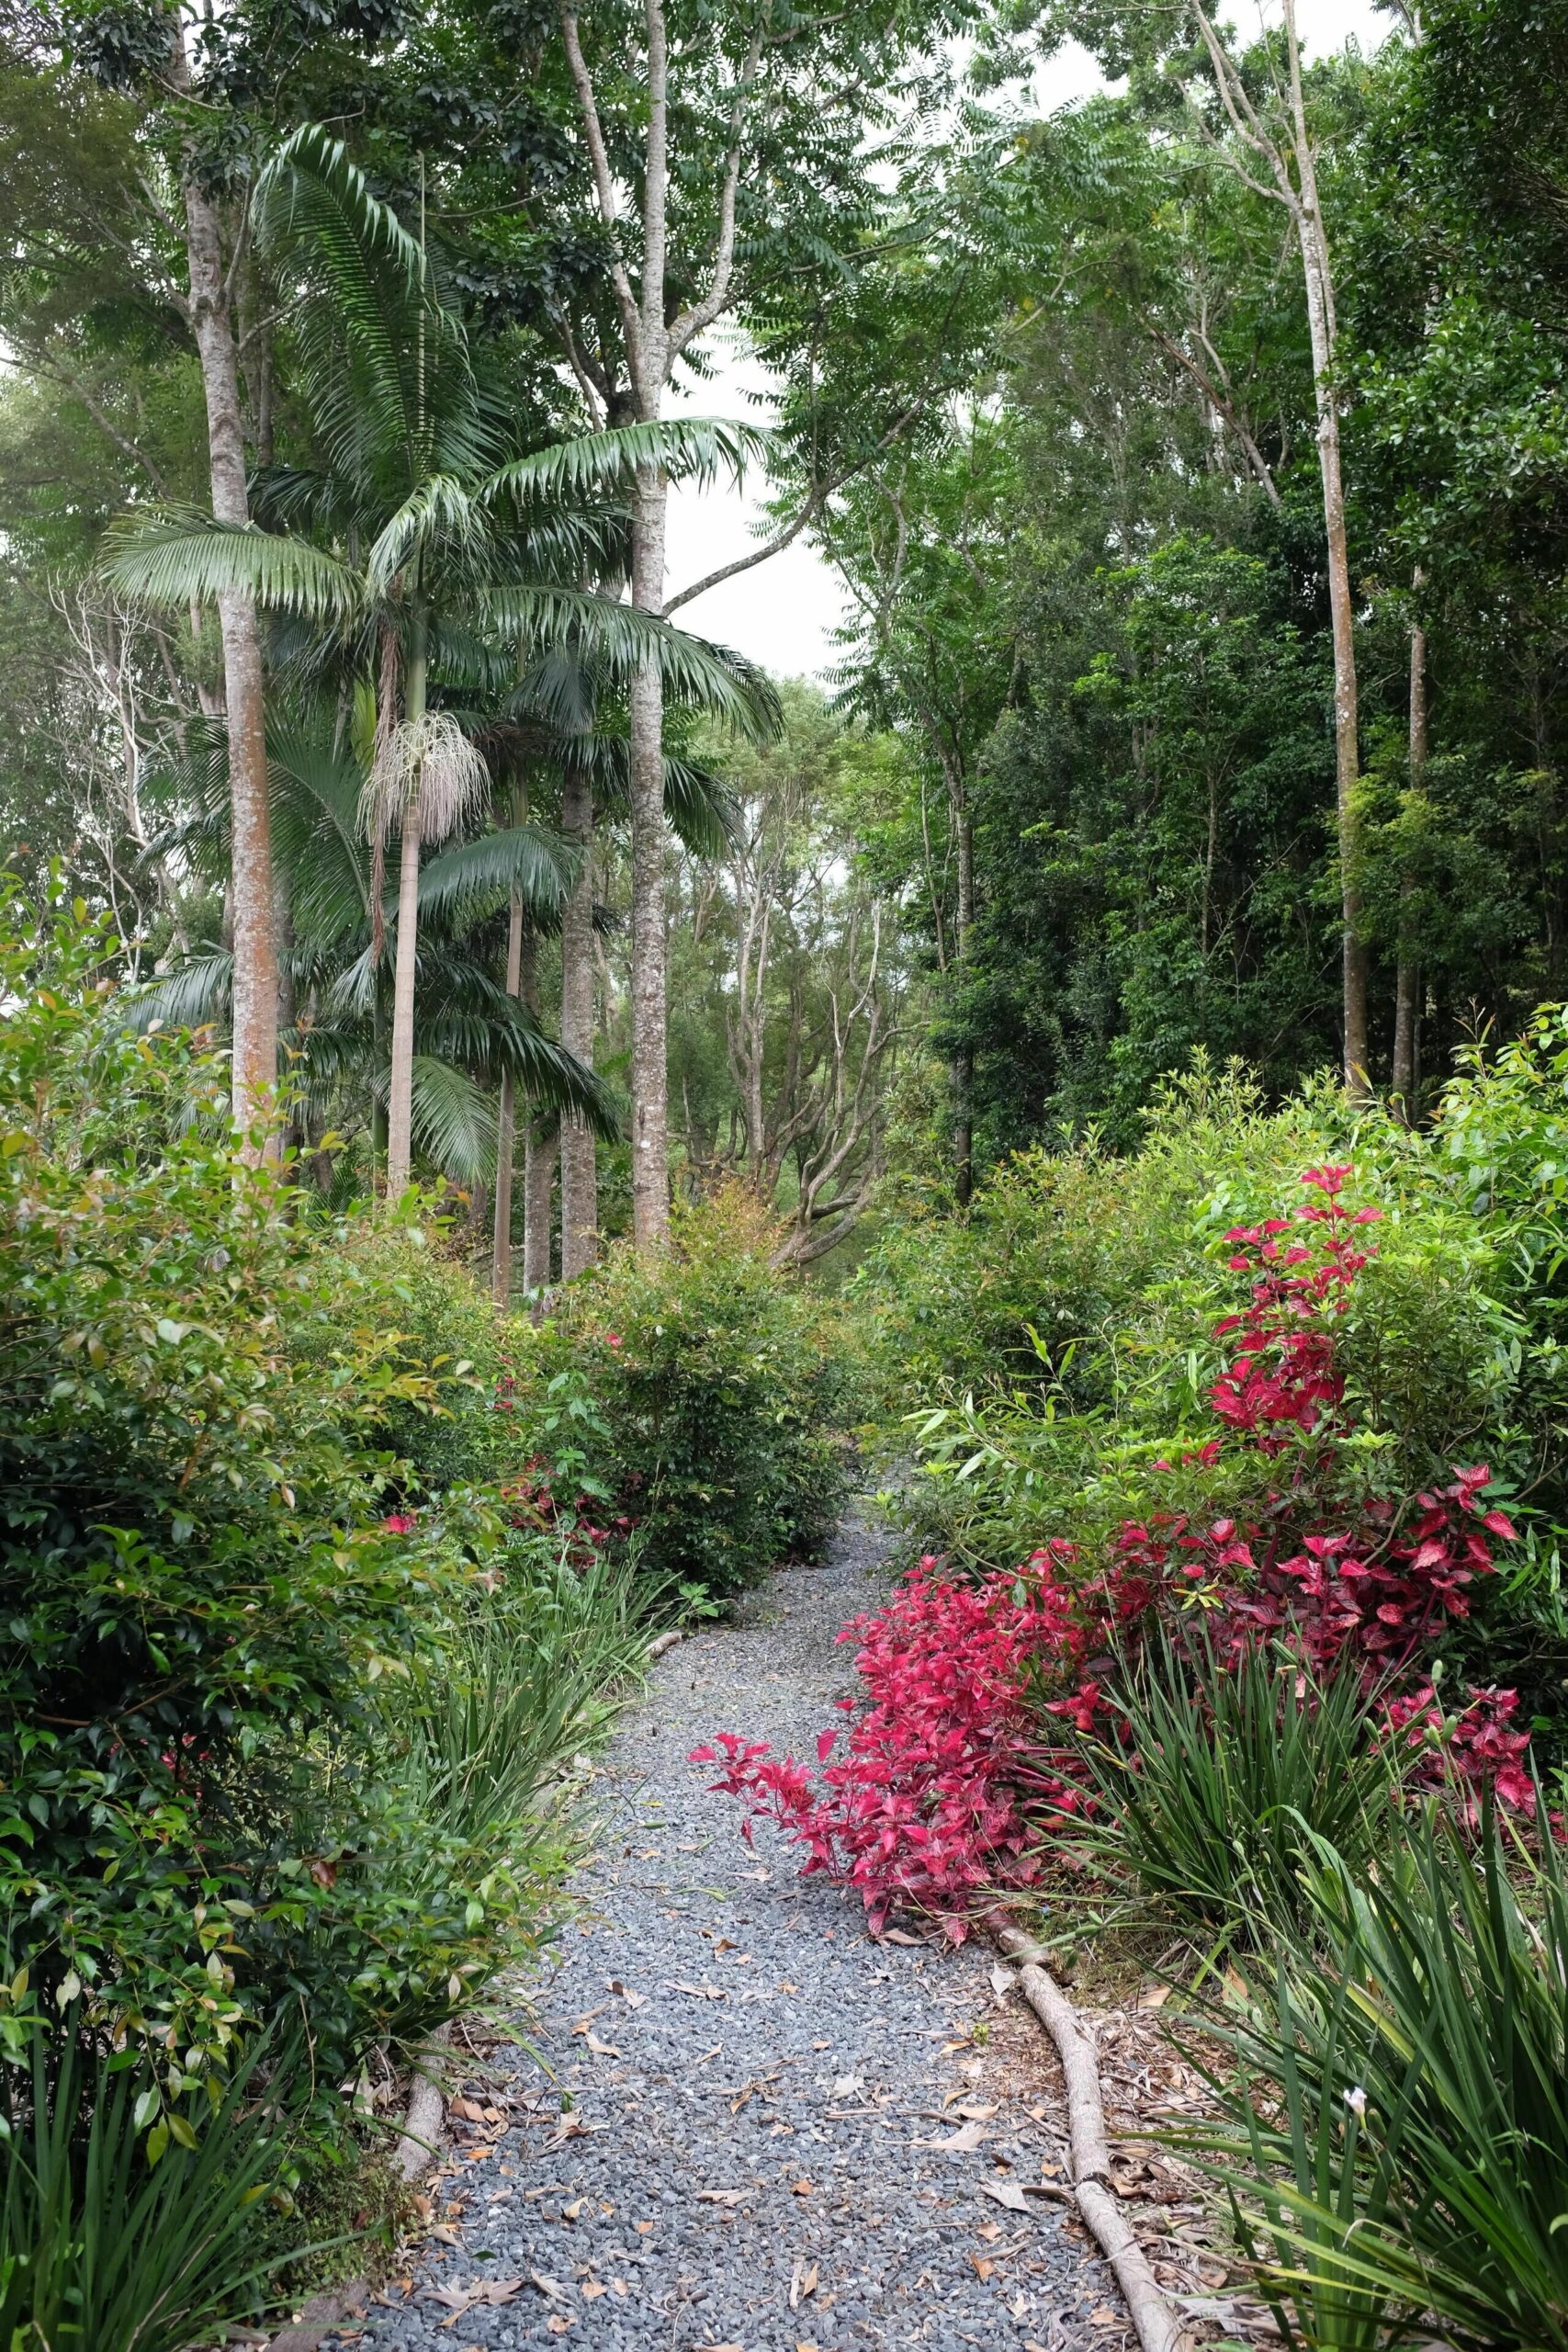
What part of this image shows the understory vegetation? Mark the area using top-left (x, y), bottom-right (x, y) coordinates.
top-left (0, 892), bottom-right (846, 2346)
top-left (700, 1027), bottom-right (1568, 2350)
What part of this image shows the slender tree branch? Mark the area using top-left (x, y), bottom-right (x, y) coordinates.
top-left (558, 6), bottom-right (646, 390)
top-left (669, 22), bottom-right (765, 352)
top-left (1145, 324), bottom-right (1281, 507)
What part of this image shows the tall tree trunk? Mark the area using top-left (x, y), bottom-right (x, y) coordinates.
top-left (520, 923), bottom-right (556, 1300)
top-left (558, 764), bottom-right (599, 1276)
top-left (492, 790), bottom-right (526, 1306)
top-left (628, 468), bottom-right (670, 1250)
top-left (181, 175), bottom-right (277, 1144)
top-left (952, 775), bottom-right (975, 1211)
top-left (385, 627), bottom-right (427, 1198)
top-left (1283, 0), bottom-right (1368, 1091)
top-left (1392, 598), bottom-right (1427, 1120)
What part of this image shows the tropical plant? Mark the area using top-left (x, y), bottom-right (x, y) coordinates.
top-left (134, 699), bottom-right (612, 1187)
top-left (1075, 1635), bottom-right (1403, 1951)
top-left (1184, 1805), bottom-right (1568, 2352)
top-left (103, 123), bottom-right (776, 1192)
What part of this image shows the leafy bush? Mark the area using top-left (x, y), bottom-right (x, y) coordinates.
top-left (694, 1548), bottom-right (1096, 1938)
top-left (0, 888), bottom-right (641, 2123)
top-left (522, 1186), bottom-right (856, 1599)
top-left (309, 1227), bottom-right (512, 1496)
top-left (1186, 1806), bottom-right (1568, 2352)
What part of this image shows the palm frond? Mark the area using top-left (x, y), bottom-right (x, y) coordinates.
top-left (661, 754), bottom-right (739, 856)
top-left (416, 825), bottom-right (576, 928)
top-left (254, 124), bottom-right (436, 488)
top-left (482, 417), bottom-right (772, 506)
top-left (407, 1054), bottom-right (496, 1185)
top-left (481, 585), bottom-right (782, 740)
top-left (366, 474), bottom-right (491, 599)
top-left (103, 509), bottom-right (360, 623)
top-left (122, 951), bottom-right (233, 1033)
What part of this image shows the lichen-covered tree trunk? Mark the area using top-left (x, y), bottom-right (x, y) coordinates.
top-left (558, 765), bottom-right (599, 1276)
top-left (182, 176), bottom-right (276, 1146)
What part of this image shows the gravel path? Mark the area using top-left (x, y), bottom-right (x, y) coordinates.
top-left (348, 1509), bottom-right (1113, 2352)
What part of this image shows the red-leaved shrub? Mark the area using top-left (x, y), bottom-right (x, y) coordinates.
top-left (695, 1166), bottom-right (1533, 1931)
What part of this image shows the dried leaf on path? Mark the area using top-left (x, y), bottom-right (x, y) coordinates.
top-left (912, 2120), bottom-right (988, 2152)
top-left (431, 2278), bottom-right (523, 2325)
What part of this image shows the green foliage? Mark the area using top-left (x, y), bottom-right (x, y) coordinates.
top-left (398, 1537), bottom-right (644, 1860)
top-left (1183, 1805), bottom-right (1568, 2352)
top-left (1075, 1637), bottom-right (1402, 1952)
top-left (0, 2017), bottom-right (312, 2352)
top-left (0, 886), bottom-right (644, 2144)
top-left (522, 1188), bottom-right (857, 1599)
top-left (312, 1227), bottom-right (511, 1494)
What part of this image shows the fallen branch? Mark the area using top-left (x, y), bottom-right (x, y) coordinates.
top-left (395, 2018), bottom-right (451, 2181)
top-left (647, 1628), bottom-right (684, 1660)
top-left (986, 1914), bottom-right (1183, 2352)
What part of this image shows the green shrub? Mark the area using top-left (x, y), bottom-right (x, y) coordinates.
top-left (1183, 1805), bottom-right (1568, 2352)
top-left (521, 1187), bottom-right (856, 1599)
top-left (0, 886), bottom-right (599, 2111)
top-left (1074, 1636), bottom-right (1404, 1951)
top-left (308, 1227), bottom-right (512, 1495)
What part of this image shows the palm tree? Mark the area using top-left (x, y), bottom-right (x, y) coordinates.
top-left (133, 702), bottom-right (615, 1190)
top-left (105, 124), bottom-right (777, 1196)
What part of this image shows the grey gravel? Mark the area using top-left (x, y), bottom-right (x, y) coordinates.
top-left (349, 1508), bottom-right (1112, 2352)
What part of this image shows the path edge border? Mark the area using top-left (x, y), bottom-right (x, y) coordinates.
top-left (985, 1913), bottom-right (1184, 2352)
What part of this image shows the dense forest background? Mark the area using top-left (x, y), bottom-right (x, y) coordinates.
top-left (1, 0), bottom-right (1564, 1265)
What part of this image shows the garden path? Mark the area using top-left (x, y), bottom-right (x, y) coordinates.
top-left (346, 1508), bottom-right (1114, 2352)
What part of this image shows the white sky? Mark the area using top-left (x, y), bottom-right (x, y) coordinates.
top-left (665, 0), bottom-right (1392, 684)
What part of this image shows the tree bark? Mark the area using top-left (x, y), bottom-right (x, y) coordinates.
top-left (1392, 602), bottom-right (1426, 1119)
top-left (181, 175), bottom-right (277, 1145)
top-left (492, 808), bottom-right (526, 1305)
top-left (628, 469), bottom-right (671, 1250)
top-left (385, 628), bottom-right (427, 1199)
top-left (520, 923), bottom-right (556, 1299)
top-left (1282, 0), bottom-right (1368, 1091)
top-left (558, 763), bottom-right (600, 1276)
top-left (1192, 0), bottom-right (1369, 1092)
top-left (951, 765), bottom-right (975, 1211)
top-left (386, 808), bottom-right (423, 1197)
